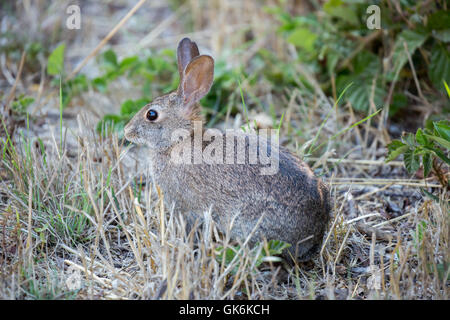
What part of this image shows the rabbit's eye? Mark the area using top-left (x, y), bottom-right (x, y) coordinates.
top-left (146, 109), bottom-right (158, 121)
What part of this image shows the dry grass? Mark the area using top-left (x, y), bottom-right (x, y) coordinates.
top-left (0, 0), bottom-right (448, 300)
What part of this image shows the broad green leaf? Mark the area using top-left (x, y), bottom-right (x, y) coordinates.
top-left (421, 188), bottom-right (440, 202)
top-left (433, 121), bottom-right (450, 142)
top-left (354, 50), bottom-right (380, 76)
top-left (92, 77), bottom-right (108, 92)
top-left (119, 56), bottom-right (140, 73)
top-left (427, 10), bottom-right (450, 31)
top-left (264, 240), bottom-right (291, 257)
top-left (257, 240), bottom-right (291, 265)
top-left (386, 141), bottom-right (408, 162)
top-left (391, 30), bottom-right (428, 76)
top-left (47, 43), bottom-right (66, 75)
top-left (96, 114), bottom-right (128, 135)
top-left (215, 240), bottom-right (290, 275)
top-left (103, 49), bottom-right (118, 69)
top-left (429, 43), bottom-right (450, 92)
top-left (336, 51), bottom-right (386, 112)
top-left (403, 148), bottom-right (420, 174)
top-left (215, 245), bottom-right (241, 266)
top-left (424, 146), bottom-right (450, 165)
top-left (336, 76), bottom-right (386, 112)
top-left (326, 50), bottom-right (340, 74)
top-left (422, 153), bottom-right (432, 177)
top-left (287, 28), bottom-right (317, 52)
top-left (424, 133), bottom-right (450, 150)
top-left (415, 128), bottom-right (428, 146)
top-left (432, 30), bottom-right (450, 42)
top-left (390, 93), bottom-right (408, 116)
top-left (323, 0), bottom-right (359, 25)
top-left (11, 95), bottom-right (34, 114)
top-left (403, 132), bottom-right (416, 147)
top-left (387, 139), bottom-right (406, 151)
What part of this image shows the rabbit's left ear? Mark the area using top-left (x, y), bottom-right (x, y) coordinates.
top-left (179, 55), bottom-right (214, 109)
top-left (177, 38), bottom-right (200, 80)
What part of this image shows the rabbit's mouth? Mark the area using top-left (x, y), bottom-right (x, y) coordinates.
top-left (124, 134), bottom-right (147, 146)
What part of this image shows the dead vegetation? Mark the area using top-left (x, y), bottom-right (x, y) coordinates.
top-left (0, 0), bottom-right (448, 300)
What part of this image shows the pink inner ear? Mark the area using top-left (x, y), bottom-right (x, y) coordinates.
top-left (181, 55), bottom-right (214, 107)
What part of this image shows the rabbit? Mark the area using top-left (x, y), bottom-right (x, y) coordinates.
top-left (124, 38), bottom-right (331, 263)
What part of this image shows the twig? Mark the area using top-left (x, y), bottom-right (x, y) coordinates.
top-left (137, 4), bottom-right (188, 49)
top-left (403, 41), bottom-right (431, 109)
top-left (338, 30), bottom-right (382, 71)
top-left (355, 221), bottom-right (393, 242)
top-left (354, 183), bottom-right (395, 201)
top-left (5, 51), bottom-right (26, 108)
top-left (64, 259), bottom-right (112, 288)
top-left (372, 213), bottom-right (412, 228)
top-left (307, 158), bottom-right (404, 166)
top-left (68, 0), bottom-right (147, 80)
top-left (332, 181), bottom-right (441, 188)
top-left (345, 213), bottom-right (382, 225)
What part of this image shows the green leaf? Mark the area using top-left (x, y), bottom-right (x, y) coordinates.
top-left (326, 50), bottom-right (340, 74)
top-left (11, 95), bottom-right (34, 114)
top-left (391, 30), bottom-right (428, 76)
top-left (415, 128), bottom-right (428, 146)
top-left (423, 146), bottom-right (450, 165)
top-left (287, 28), bottom-right (317, 53)
top-left (256, 240), bottom-right (291, 265)
top-left (433, 120), bottom-right (450, 142)
top-left (403, 148), bottom-right (420, 174)
top-left (429, 43), bottom-right (450, 92)
top-left (387, 139), bottom-right (406, 151)
top-left (386, 140), bottom-right (408, 162)
top-left (215, 245), bottom-right (241, 266)
top-left (424, 133), bottom-right (450, 150)
top-left (47, 43), bottom-right (66, 75)
top-left (444, 80), bottom-right (450, 98)
top-left (102, 49), bottom-right (118, 70)
top-left (264, 240), bottom-right (291, 257)
top-left (403, 132), bottom-right (416, 147)
top-left (432, 30), bottom-right (450, 42)
top-left (427, 10), bottom-right (450, 31)
top-left (96, 114), bottom-right (128, 134)
top-left (119, 56), bottom-right (140, 73)
top-left (421, 188), bottom-right (439, 202)
top-left (389, 93), bottom-right (408, 116)
top-left (422, 153), bottom-right (432, 177)
top-left (215, 240), bottom-right (290, 275)
top-left (323, 0), bottom-right (359, 26)
top-left (336, 51), bottom-right (385, 112)
top-left (92, 77), bottom-right (108, 92)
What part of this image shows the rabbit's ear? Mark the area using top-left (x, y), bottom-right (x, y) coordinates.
top-left (179, 55), bottom-right (214, 111)
top-left (177, 38), bottom-right (200, 80)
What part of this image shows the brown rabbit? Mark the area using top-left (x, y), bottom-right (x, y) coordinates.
top-left (124, 38), bottom-right (330, 262)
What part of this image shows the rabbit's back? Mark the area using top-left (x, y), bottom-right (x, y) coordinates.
top-left (153, 130), bottom-right (330, 261)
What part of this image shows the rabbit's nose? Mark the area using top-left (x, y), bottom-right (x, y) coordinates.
top-left (124, 124), bottom-right (132, 139)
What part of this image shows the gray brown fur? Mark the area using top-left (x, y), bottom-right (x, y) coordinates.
top-left (124, 38), bottom-right (331, 262)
